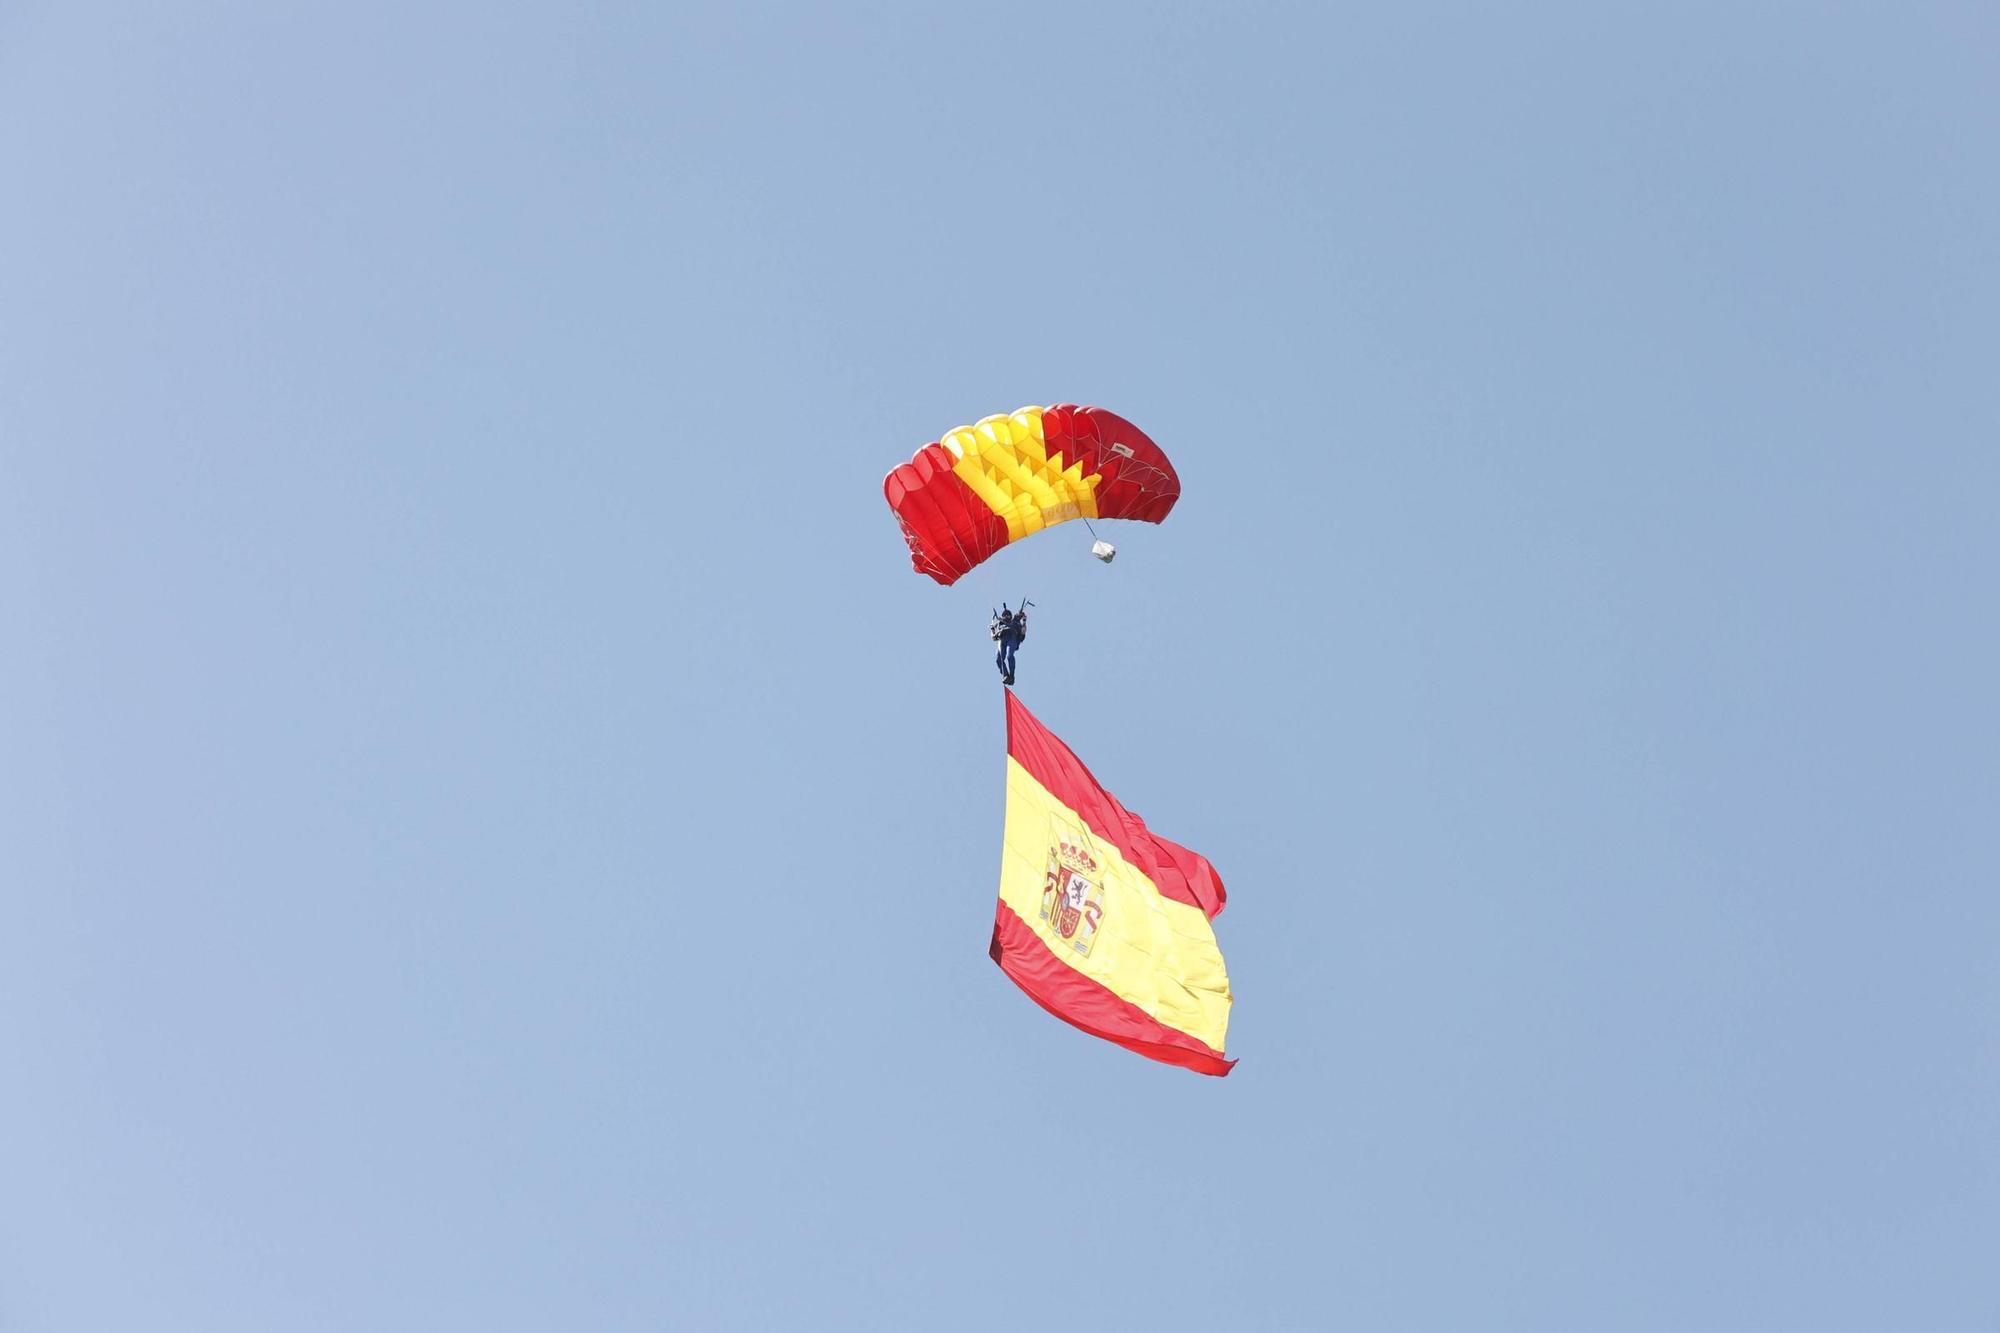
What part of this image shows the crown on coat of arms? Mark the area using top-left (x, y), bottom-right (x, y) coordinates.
top-left (1056, 839), bottom-right (1098, 873)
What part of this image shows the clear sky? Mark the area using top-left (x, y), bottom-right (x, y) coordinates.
top-left (3, 2), bottom-right (1995, 1329)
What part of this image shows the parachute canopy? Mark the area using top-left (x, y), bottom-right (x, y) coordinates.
top-left (883, 404), bottom-right (1179, 585)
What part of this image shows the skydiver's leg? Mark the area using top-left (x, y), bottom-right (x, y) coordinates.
top-left (997, 641), bottom-right (1008, 675)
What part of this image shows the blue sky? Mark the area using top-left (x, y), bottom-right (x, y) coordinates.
top-left (3, 2), bottom-right (1995, 1328)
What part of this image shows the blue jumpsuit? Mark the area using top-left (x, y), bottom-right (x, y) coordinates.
top-left (993, 613), bottom-right (1025, 682)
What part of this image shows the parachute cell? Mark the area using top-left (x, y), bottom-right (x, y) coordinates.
top-left (883, 404), bottom-right (1179, 585)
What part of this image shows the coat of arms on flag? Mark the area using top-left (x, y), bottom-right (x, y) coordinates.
top-left (1040, 829), bottom-right (1105, 956)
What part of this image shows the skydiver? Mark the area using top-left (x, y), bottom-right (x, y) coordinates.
top-left (991, 603), bottom-right (1027, 686)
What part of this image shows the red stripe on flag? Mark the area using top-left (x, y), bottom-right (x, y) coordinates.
top-left (1004, 692), bottom-right (1227, 919)
top-left (989, 902), bottom-right (1235, 1076)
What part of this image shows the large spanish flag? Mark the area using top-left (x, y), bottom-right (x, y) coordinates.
top-left (990, 691), bottom-right (1235, 1076)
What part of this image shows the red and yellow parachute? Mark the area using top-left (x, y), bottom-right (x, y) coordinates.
top-left (883, 404), bottom-right (1179, 585)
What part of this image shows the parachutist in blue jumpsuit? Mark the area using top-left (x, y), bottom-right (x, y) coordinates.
top-left (992, 605), bottom-right (1026, 685)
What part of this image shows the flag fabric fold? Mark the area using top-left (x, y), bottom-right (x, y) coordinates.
top-left (989, 691), bottom-right (1235, 1076)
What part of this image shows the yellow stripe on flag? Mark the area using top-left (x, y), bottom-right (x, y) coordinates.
top-left (998, 757), bottom-right (1233, 1052)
